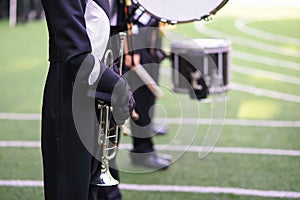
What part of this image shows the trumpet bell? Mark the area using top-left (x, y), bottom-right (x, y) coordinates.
top-left (91, 164), bottom-right (119, 186)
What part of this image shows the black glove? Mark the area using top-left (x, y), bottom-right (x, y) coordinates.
top-left (69, 53), bottom-right (135, 125)
top-left (90, 61), bottom-right (135, 125)
top-left (110, 76), bottom-right (135, 125)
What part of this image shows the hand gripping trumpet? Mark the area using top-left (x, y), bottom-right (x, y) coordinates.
top-left (90, 32), bottom-right (127, 186)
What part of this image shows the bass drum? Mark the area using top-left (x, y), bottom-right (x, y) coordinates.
top-left (132, 0), bottom-right (229, 24)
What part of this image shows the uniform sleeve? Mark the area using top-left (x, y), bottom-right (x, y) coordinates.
top-left (41, 0), bottom-right (92, 63)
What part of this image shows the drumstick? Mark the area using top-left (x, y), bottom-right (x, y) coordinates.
top-left (132, 64), bottom-right (164, 99)
top-left (123, 1), bottom-right (163, 98)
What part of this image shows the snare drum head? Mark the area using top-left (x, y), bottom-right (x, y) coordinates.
top-left (171, 39), bottom-right (231, 53)
top-left (134, 0), bottom-right (229, 23)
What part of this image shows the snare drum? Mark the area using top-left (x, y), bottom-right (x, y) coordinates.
top-left (171, 39), bottom-right (231, 96)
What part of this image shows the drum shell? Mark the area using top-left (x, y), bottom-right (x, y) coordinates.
top-left (171, 39), bottom-right (231, 94)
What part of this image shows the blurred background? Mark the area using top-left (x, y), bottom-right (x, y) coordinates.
top-left (0, 0), bottom-right (299, 199)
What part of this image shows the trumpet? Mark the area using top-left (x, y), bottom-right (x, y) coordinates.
top-left (90, 32), bottom-right (127, 186)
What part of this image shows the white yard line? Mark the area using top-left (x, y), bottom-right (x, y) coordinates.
top-left (0, 180), bottom-right (43, 187)
top-left (232, 64), bottom-right (300, 85)
top-left (1, 112), bottom-right (300, 127)
top-left (1, 141), bottom-right (300, 157)
top-left (152, 145), bottom-right (300, 157)
top-left (120, 144), bottom-right (300, 157)
top-left (155, 117), bottom-right (300, 127)
top-left (235, 19), bottom-right (300, 47)
top-left (194, 23), bottom-right (300, 58)
top-left (0, 180), bottom-right (299, 198)
top-left (120, 183), bottom-right (300, 199)
top-left (0, 141), bottom-right (40, 147)
top-left (230, 82), bottom-right (300, 103)
top-left (0, 113), bottom-right (41, 120)
top-left (231, 51), bottom-right (300, 72)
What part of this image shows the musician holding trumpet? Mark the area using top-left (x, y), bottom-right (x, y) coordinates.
top-left (41, 0), bottom-right (134, 199)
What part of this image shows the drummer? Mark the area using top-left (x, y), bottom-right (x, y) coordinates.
top-left (125, 17), bottom-right (172, 170)
top-left (111, 0), bottom-right (172, 170)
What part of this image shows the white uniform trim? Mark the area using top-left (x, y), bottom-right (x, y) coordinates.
top-left (88, 56), bottom-right (101, 85)
top-left (84, 0), bottom-right (110, 85)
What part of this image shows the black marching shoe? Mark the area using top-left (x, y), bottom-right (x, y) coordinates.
top-left (151, 124), bottom-right (168, 136)
top-left (130, 152), bottom-right (171, 170)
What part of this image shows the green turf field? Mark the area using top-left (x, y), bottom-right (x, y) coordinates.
top-left (0, 2), bottom-right (300, 200)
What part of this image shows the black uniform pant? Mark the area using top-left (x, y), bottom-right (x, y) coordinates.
top-left (41, 62), bottom-right (121, 200)
top-left (128, 50), bottom-right (160, 153)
